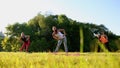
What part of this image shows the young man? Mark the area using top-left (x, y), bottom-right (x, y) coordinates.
top-left (52, 26), bottom-right (68, 53)
top-left (20, 32), bottom-right (30, 52)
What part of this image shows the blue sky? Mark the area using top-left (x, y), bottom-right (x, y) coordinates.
top-left (0, 0), bottom-right (120, 35)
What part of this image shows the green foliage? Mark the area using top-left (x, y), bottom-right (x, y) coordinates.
top-left (29, 38), bottom-right (49, 52)
top-left (109, 40), bottom-right (119, 51)
top-left (1, 37), bottom-right (20, 51)
top-left (90, 38), bottom-right (99, 52)
top-left (1, 37), bottom-right (11, 51)
top-left (1, 13), bottom-right (120, 52)
top-left (0, 37), bottom-right (3, 51)
top-left (80, 27), bottom-right (84, 52)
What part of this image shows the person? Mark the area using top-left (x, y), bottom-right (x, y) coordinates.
top-left (52, 26), bottom-right (68, 53)
top-left (20, 32), bottom-right (30, 52)
top-left (98, 31), bottom-right (111, 51)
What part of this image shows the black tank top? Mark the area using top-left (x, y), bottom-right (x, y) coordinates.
top-left (21, 36), bottom-right (27, 42)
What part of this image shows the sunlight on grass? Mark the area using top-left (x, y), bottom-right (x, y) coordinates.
top-left (0, 52), bottom-right (120, 68)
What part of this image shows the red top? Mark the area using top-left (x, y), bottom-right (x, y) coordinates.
top-left (99, 35), bottom-right (108, 44)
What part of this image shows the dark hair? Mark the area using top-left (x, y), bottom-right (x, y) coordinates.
top-left (55, 29), bottom-right (58, 34)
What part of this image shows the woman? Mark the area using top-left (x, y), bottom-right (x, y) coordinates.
top-left (99, 32), bottom-right (111, 51)
top-left (96, 31), bottom-right (111, 52)
top-left (20, 32), bottom-right (30, 52)
top-left (52, 26), bottom-right (68, 53)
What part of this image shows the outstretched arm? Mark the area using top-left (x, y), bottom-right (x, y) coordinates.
top-left (20, 37), bottom-right (23, 43)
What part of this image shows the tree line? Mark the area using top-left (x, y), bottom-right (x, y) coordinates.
top-left (0, 13), bottom-right (120, 52)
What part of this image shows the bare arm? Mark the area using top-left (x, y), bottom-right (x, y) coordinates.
top-left (26, 35), bottom-right (30, 40)
top-left (104, 35), bottom-right (108, 40)
top-left (95, 34), bottom-right (100, 38)
top-left (20, 37), bottom-right (23, 43)
top-left (52, 32), bottom-right (59, 40)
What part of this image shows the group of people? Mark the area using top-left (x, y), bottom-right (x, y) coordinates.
top-left (20, 26), bottom-right (111, 52)
top-left (20, 26), bottom-right (68, 53)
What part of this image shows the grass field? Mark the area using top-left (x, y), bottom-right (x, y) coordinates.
top-left (0, 52), bottom-right (120, 68)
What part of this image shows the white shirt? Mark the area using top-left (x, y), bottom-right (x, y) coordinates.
top-left (55, 32), bottom-right (65, 39)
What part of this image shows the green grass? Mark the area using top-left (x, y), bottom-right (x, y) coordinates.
top-left (0, 52), bottom-right (120, 68)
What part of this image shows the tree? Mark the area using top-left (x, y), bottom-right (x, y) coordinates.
top-left (1, 13), bottom-right (120, 52)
